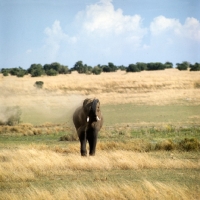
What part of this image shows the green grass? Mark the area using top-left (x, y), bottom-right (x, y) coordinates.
top-left (102, 104), bottom-right (200, 126)
top-left (20, 104), bottom-right (200, 126)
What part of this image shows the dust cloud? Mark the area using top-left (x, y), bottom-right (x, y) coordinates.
top-left (0, 75), bottom-right (86, 125)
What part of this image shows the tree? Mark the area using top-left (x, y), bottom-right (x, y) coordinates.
top-left (28, 64), bottom-right (44, 77)
top-left (164, 62), bottom-right (173, 68)
top-left (72, 61), bottom-right (88, 73)
top-left (46, 68), bottom-right (58, 76)
top-left (190, 63), bottom-right (200, 71)
top-left (102, 65), bottom-right (110, 72)
top-left (136, 62), bottom-right (147, 71)
top-left (147, 62), bottom-right (165, 70)
top-left (92, 66), bottom-right (102, 75)
top-left (176, 62), bottom-right (189, 71)
top-left (126, 64), bottom-right (141, 72)
top-left (118, 65), bottom-right (127, 71)
top-left (43, 62), bottom-right (69, 75)
top-left (108, 62), bottom-right (117, 72)
top-left (1, 68), bottom-right (10, 76)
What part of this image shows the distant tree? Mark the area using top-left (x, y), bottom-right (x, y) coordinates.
top-left (118, 65), bottom-right (127, 71)
top-left (164, 62), bottom-right (173, 68)
top-left (101, 63), bottom-right (117, 72)
top-left (59, 65), bottom-right (69, 74)
top-left (136, 62), bottom-right (147, 71)
top-left (92, 66), bottom-right (102, 75)
top-left (102, 65), bottom-right (110, 72)
top-left (176, 62), bottom-right (189, 71)
top-left (108, 62), bottom-right (117, 72)
top-left (28, 64), bottom-right (44, 77)
top-left (71, 61), bottom-right (88, 73)
top-left (126, 64), bottom-right (141, 72)
top-left (190, 63), bottom-right (200, 71)
top-left (6, 67), bottom-right (27, 77)
top-left (1, 68), bottom-right (10, 76)
top-left (9, 67), bottom-right (20, 76)
top-left (147, 62), bottom-right (165, 70)
top-left (87, 65), bottom-right (93, 74)
top-left (44, 62), bottom-right (69, 75)
top-left (46, 68), bottom-right (58, 76)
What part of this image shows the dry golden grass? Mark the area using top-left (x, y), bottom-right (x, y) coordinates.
top-left (0, 147), bottom-right (199, 182)
top-left (1, 180), bottom-right (199, 200)
top-left (0, 147), bottom-right (199, 200)
top-left (0, 69), bottom-right (200, 107)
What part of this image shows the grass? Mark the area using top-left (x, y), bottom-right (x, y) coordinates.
top-left (0, 125), bottom-right (200, 199)
top-left (0, 146), bottom-right (200, 199)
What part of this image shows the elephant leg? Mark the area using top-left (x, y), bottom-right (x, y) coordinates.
top-left (78, 130), bottom-right (87, 156)
top-left (87, 129), bottom-right (98, 156)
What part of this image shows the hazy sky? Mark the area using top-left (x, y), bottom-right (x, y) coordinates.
top-left (0, 0), bottom-right (200, 69)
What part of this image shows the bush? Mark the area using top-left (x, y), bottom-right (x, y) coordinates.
top-left (34, 81), bottom-right (44, 89)
top-left (155, 140), bottom-right (175, 151)
top-left (92, 66), bottom-right (102, 75)
top-left (178, 138), bottom-right (200, 151)
top-left (60, 133), bottom-right (78, 141)
top-left (2, 71), bottom-right (9, 76)
top-left (190, 63), bottom-right (200, 71)
top-left (147, 62), bottom-right (165, 70)
top-left (28, 64), bottom-right (44, 77)
top-left (46, 69), bottom-right (58, 76)
top-left (126, 64), bottom-right (141, 72)
top-left (176, 62), bottom-right (189, 71)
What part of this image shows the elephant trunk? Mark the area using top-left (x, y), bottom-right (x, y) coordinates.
top-left (86, 99), bottom-right (101, 122)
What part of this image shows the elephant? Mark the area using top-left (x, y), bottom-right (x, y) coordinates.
top-left (73, 98), bottom-right (103, 156)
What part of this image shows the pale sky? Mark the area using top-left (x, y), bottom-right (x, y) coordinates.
top-left (0, 0), bottom-right (200, 69)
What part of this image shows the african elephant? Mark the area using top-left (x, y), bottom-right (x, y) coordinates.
top-left (73, 98), bottom-right (103, 156)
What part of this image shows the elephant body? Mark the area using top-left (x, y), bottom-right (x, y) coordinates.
top-left (73, 98), bottom-right (103, 156)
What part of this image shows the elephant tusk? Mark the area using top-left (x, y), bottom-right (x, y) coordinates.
top-left (87, 116), bottom-right (89, 122)
top-left (97, 116), bottom-right (101, 121)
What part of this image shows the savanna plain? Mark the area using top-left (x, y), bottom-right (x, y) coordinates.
top-left (0, 69), bottom-right (200, 199)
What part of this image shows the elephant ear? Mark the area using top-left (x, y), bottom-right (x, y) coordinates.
top-left (83, 98), bottom-right (90, 107)
top-left (91, 99), bottom-right (99, 113)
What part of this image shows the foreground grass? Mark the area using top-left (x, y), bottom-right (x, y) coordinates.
top-left (0, 147), bottom-right (199, 200)
top-left (0, 126), bottom-right (200, 200)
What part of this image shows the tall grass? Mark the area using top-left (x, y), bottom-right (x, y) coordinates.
top-left (0, 148), bottom-right (199, 182)
top-left (0, 147), bottom-right (199, 199)
top-left (1, 180), bottom-right (198, 200)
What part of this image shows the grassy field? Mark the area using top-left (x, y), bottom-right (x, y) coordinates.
top-left (0, 69), bottom-right (200, 199)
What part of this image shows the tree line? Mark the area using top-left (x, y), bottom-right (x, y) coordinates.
top-left (1, 61), bottom-right (200, 77)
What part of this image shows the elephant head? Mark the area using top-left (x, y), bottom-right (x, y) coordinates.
top-left (83, 98), bottom-right (101, 123)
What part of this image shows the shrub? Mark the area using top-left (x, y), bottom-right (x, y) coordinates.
top-left (155, 140), bottom-right (175, 151)
top-left (2, 71), bottom-right (9, 76)
top-left (60, 132), bottom-right (78, 141)
top-left (190, 63), bottom-right (200, 71)
top-left (46, 69), bottom-right (58, 76)
top-left (176, 62), bottom-right (189, 71)
top-left (28, 64), bottom-right (44, 77)
top-left (147, 62), bottom-right (165, 70)
top-left (126, 64), bottom-right (141, 72)
top-left (92, 66), bottom-right (102, 75)
top-left (34, 81), bottom-right (44, 89)
top-left (178, 138), bottom-right (200, 151)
